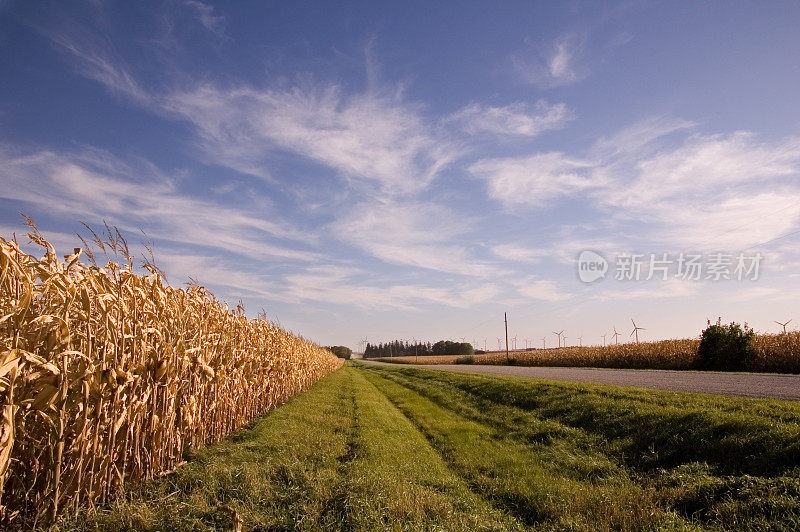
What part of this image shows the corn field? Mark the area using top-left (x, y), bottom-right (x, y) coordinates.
top-left (386, 335), bottom-right (800, 373)
top-left (752, 332), bottom-right (800, 373)
top-left (0, 233), bottom-right (343, 527)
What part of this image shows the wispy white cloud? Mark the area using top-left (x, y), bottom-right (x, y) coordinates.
top-left (591, 278), bottom-right (701, 301)
top-left (469, 151), bottom-right (597, 207)
top-left (0, 144), bottom-right (319, 263)
top-left (158, 252), bottom-right (500, 311)
top-left (548, 41), bottom-right (574, 79)
top-left (161, 84), bottom-right (458, 194)
top-left (45, 29), bottom-right (150, 104)
top-left (490, 243), bottom-right (549, 263)
top-left (183, 0), bottom-right (227, 35)
top-left (282, 266), bottom-right (501, 310)
top-left (720, 285), bottom-right (784, 303)
top-left (602, 131), bottom-right (800, 249)
top-left (40, 11), bottom-right (457, 195)
top-left (514, 278), bottom-right (573, 301)
top-left (447, 100), bottom-right (574, 137)
top-left (507, 235), bottom-right (625, 266)
top-left (156, 251), bottom-right (281, 296)
top-left (330, 200), bottom-right (501, 277)
top-left (632, 193), bottom-right (800, 250)
top-left (619, 132), bottom-right (800, 204)
top-left (511, 34), bottom-right (587, 88)
top-left (472, 119), bottom-right (800, 251)
top-left (589, 117), bottom-right (696, 163)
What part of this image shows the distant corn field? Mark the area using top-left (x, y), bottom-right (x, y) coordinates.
top-left (0, 232), bottom-right (343, 527)
top-left (385, 335), bottom-right (800, 373)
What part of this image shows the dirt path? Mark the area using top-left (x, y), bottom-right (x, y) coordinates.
top-left (359, 360), bottom-right (800, 401)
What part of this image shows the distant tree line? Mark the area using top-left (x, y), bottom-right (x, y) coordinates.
top-left (325, 346), bottom-right (352, 360)
top-left (364, 340), bottom-right (473, 358)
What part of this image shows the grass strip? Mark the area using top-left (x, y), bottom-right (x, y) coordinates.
top-left (358, 364), bottom-right (800, 476)
top-left (359, 367), bottom-right (694, 531)
top-left (356, 362), bottom-right (800, 530)
top-left (341, 368), bottom-right (522, 531)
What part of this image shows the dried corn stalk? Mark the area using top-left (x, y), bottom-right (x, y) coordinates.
top-left (0, 234), bottom-right (343, 527)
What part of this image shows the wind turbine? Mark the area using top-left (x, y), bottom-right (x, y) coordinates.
top-left (541, 337), bottom-right (546, 349)
top-left (512, 335), bottom-right (518, 350)
top-left (497, 337), bottom-right (503, 350)
top-left (552, 330), bottom-right (564, 348)
top-left (563, 335), bottom-right (568, 347)
top-left (577, 335), bottom-right (583, 347)
top-left (483, 338), bottom-right (487, 351)
top-left (630, 319), bottom-right (645, 344)
top-left (601, 333), bottom-right (607, 347)
top-left (775, 319), bottom-right (792, 334)
top-left (612, 328), bottom-right (620, 345)
top-left (525, 338), bottom-right (530, 349)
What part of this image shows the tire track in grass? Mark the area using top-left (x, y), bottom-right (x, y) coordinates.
top-left (320, 366), bottom-right (360, 529)
top-left (341, 368), bottom-right (525, 531)
top-left (358, 368), bottom-right (696, 531)
top-left (367, 367), bottom-right (626, 483)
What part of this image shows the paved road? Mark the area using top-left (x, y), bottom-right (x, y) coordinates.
top-left (359, 360), bottom-right (800, 401)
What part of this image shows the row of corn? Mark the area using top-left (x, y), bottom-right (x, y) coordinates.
top-left (0, 233), bottom-right (343, 527)
top-left (388, 335), bottom-right (800, 373)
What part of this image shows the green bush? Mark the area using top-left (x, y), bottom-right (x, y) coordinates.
top-left (696, 319), bottom-right (755, 371)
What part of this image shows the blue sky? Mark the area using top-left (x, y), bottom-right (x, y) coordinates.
top-left (2, 1), bottom-right (800, 350)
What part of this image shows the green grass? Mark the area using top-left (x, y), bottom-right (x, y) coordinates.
top-left (51, 362), bottom-right (800, 531)
top-left (355, 363), bottom-right (800, 531)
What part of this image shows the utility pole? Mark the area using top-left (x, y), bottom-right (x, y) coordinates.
top-left (505, 312), bottom-right (509, 362)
